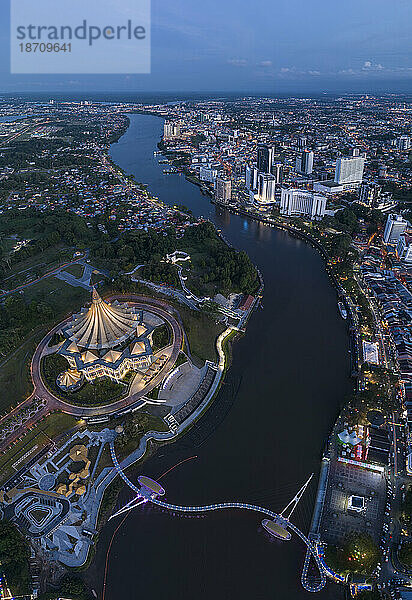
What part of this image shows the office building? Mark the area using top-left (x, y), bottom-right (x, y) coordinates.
top-left (334, 157), bottom-right (365, 185)
top-left (397, 234), bottom-right (412, 263)
top-left (199, 166), bottom-right (218, 184)
top-left (271, 162), bottom-right (283, 183)
top-left (383, 214), bottom-right (408, 244)
top-left (280, 188), bottom-right (326, 219)
top-left (257, 144), bottom-right (274, 174)
top-left (215, 177), bottom-right (232, 204)
top-left (297, 136), bottom-right (307, 149)
top-left (397, 135), bottom-right (411, 152)
top-left (163, 121), bottom-right (181, 139)
top-left (245, 164), bottom-right (259, 191)
top-left (296, 150), bottom-right (314, 175)
top-left (359, 182), bottom-right (381, 208)
top-left (256, 173), bottom-right (276, 204)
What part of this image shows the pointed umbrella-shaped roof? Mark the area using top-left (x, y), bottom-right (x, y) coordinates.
top-left (66, 341), bottom-right (80, 353)
top-left (65, 289), bottom-right (139, 350)
top-left (131, 340), bottom-right (147, 355)
top-left (81, 350), bottom-right (99, 365)
top-left (57, 369), bottom-right (83, 390)
top-left (102, 349), bottom-right (122, 363)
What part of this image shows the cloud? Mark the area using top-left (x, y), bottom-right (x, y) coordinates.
top-left (227, 58), bottom-right (247, 67)
top-left (362, 60), bottom-right (385, 71)
top-left (259, 60), bottom-right (273, 68)
top-left (308, 70), bottom-right (321, 76)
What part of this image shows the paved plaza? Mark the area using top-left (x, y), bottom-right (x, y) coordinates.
top-left (320, 460), bottom-right (386, 546)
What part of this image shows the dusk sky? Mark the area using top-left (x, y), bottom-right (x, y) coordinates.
top-left (1, 0), bottom-right (412, 93)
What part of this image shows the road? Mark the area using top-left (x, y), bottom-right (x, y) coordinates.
top-left (0, 295), bottom-right (183, 453)
top-left (0, 253), bottom-right (87, 299)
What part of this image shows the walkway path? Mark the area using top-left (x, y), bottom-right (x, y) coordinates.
top-left (0, 295), bottom-right (183, 451)
top-left (109, 441), bottom-right (326, 593)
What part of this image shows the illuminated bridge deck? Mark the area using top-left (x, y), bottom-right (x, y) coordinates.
top-left (109, 442), bottom-right (327, 593)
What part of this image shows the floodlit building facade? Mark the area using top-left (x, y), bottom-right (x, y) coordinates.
top-left (280, 188), bottom-right (326, 219)
top-left (334, 156), bottom-right (365, 186)
top-left (58, 289), bottom-right (153, 385)
top-left (256, 173), bottom-right (276, 204)
top-left (215, 176), bottom-right (232, 204)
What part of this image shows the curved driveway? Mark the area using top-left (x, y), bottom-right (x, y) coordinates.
top-left (30, 295), bottom-right (183, 417)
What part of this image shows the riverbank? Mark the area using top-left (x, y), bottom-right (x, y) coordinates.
top-left (94, 112), bottom-right (351, 600)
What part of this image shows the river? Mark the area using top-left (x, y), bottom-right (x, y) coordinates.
top-left (88, 113), bottom-right (351, 600)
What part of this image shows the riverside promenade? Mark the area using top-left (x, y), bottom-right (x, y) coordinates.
top-left (69, 326), bottom-right (236, 568)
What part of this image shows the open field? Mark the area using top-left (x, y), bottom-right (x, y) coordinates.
top-left (62, 263), bottom-right (84, 278)
top-left (178, 304), bottom-right (225, 363)
top-left (23, 275), bottom-right (89, 315)
top-left (1, 244), bottom-right (73, 290)
top-left (0, 279), bottom-right (89, 413)
top-left (0, 326), bottom-right (47, 414)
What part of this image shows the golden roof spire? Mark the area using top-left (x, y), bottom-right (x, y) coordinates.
top-left (65, 289), bottom-right (139, 350)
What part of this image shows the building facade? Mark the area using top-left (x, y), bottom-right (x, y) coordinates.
top-left (296, 150), bottom-right (314, 175)
top-left (57, 290), bottom-right (153, 385)
top-left (397, 234), bottom-right (412, 263)
top-left (256, 173), bottom-right (276, 204)
top-left (257, 144), bottom-right (274, 174)
top-left (383, 214), bottom-right (408, 244)
top-left (215, 176), bottom-right (232, 204)
top-left (280, 188), bottom-right (326, 219)
top-left (334, 156), bottom-right (365, 186)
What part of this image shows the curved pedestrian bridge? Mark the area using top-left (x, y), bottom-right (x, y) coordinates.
top-left (109, 442), bottom-right (326, 593)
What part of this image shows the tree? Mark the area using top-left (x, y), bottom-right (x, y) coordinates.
top-left (0, 521), bottom-right (30, 595)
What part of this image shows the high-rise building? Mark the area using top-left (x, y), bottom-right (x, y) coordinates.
top-left (397, 234), bottom-right (412, 262)
top-left (271, 162), bottom-right (283, 184)
top-left (379, 164), bottom-right (388, 178)
top-left (256, 173), bottom-right (276, 204)
top-left (334, 157), bottom-right (365, 185)
top-left (397, 135), bottom-right (411, 151)
top-left (280, 188), bottom-right (326, 219)
top-left (245, 165), bottom-right (259, 191)
top-left (297, 136), bottom-right (307, 149)
top-left (163, 121), bottom-right (181, 139)
top-left (359, 182), bottom-right (382, 208)
top-left (199, 166), bottom-right (217, 183)
top-left (296, 150), bottom-right (314, 175)
top-left (215, 177), bottom-right (232, 204)
top-left (383, 214), bottom-right (408, 244)
top-left (257, 144), bottom-right (274, 174)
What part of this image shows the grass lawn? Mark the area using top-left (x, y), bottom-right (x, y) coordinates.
top-left (62, 263), bottom-right (84, 278)
top-left (178, 305), bottom-right (225, 363)
top-left (1, 244), bottom-right (73, 290)
top-left (0, 279), bottom-right (89, 414)
top-left (23, 275), bottom-right (89, 315)
top-left (0, 412), bottom-right (78, 485)
top-left (0, 326), bottom-right (47, 414)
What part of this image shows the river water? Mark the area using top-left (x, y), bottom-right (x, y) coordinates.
top-left (89, 113), bottom-right (351, 600)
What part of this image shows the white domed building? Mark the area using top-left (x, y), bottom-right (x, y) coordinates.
top-left (57, 289), bottom-right (153, 387)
